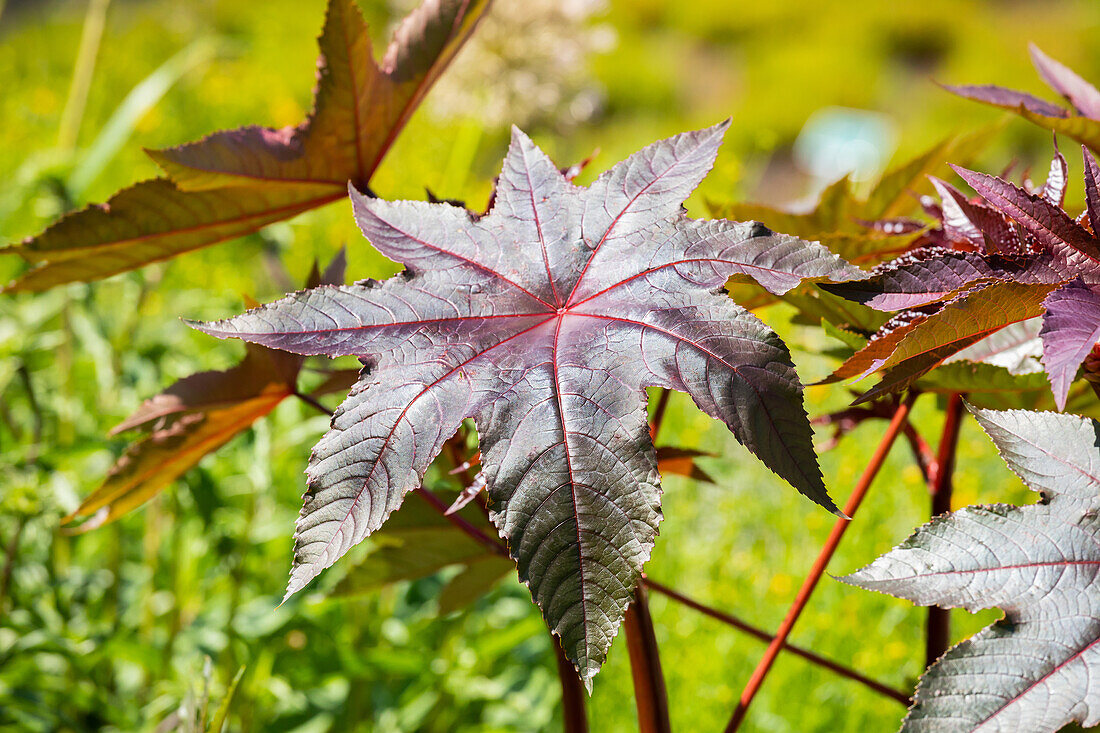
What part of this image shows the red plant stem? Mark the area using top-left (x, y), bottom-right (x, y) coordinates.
top-left (649, 389), bottom-right (672, 443)
top-left (553, 633), bottom-right (589, 733)
top-left (443, 436), bottom-right (477, 491)
top-left (643, 578), bottom-right (910, 706)
top-left (624, 584), bottom-right (672, 733)
top-left (925, 393), bottom-right (964, 669)
top-left (724, 393), bottom-right (917, 733)
top-left (414, 486), bottom-right (508, 557)
top-left (902, 423), bottom-right (935, 484)
top-left (420, 477), bottom-right (589, 732)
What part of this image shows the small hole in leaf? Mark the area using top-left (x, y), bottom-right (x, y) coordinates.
top-left (750, 222), bottom-right (772, 238)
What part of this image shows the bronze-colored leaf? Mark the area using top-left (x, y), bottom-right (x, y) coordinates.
top-left (4, 0), bottom-right (489, 292)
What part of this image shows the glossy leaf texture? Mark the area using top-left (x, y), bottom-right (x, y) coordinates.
top-left (2, 0), bottom-right (489, 292)
top-left (63, 254), bottom-right (354, 532)
top-left (822, 145), bottom-right (1100, 409)
top-left (193, 122), bottom-right (864, 684)
top-left (818, 316), bottom-right (1052, 405)
top-left (330, 435), bottom-right (715, 616)
top-left (944, 43), bottom-right (1100, 153)
top-left (844, 406), bottom-right (1100, 732)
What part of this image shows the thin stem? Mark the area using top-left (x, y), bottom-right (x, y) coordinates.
top-left (725, 393), bottom-right (917, 733)
top-left (553, 633), bottom-right (589, 733)
top-left (925, 393), bottom-right (964, 669)
top-left (17, 364), bottom-right (43, 463)
top-left (0, 516), bottom-right (26, 618)
top-left (414, 486), bottom-right (508, 557)
top-left (902, 423), bottom-right (935, 484)
top-left (649, 389), bottom-right (672, 443)
top-left (644, 578), bottom-right (910, 706)
top-left (624, 584), bottom-right (671, 733)
top-left (421, 481), bottom-right (585, 731)
top-left (294, 391), bottom-right (333, 417)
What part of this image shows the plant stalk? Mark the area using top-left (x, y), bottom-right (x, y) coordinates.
top-left (643, 578), bottom-right (910, 705)
top-left (58, 0), bottom-right (111, 151)
top-left (925, 392), bottom-right (964, 669)
top-left (293, 391), bottom-right (334, 418)
top-left (624, 584), bottom-right (672, 733)
top-left (724, 393), bottom-right (917, 733)
top-left (414, 486), bottom-right (508, 557)
top-left (649, 389), bottom-right (672, 443)
top-left (553, 634), bottom-right (589, 733)
top-left (902, 423), bottom-right (935, 484)
top-left (0, 516), bottom-right (26, 618)
top-left (422, 477), bottom-right (587, 732)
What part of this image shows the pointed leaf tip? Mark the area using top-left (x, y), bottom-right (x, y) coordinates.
top-left (14, 0), bottom-right (490, 291)
top-left (951, 163), bottom-right (1100, 263)
top-left (939, 81), bottom-right (1070, 119)
top-left (1082, 145), bottom-right (1100, 236)
top-left (185, 317), bottom-right (232, 340)
top-left (1029, 43), bottom-right (1100, 119)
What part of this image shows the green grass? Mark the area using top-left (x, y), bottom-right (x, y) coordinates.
top-left (1, 0), bottom-right (1096, 730)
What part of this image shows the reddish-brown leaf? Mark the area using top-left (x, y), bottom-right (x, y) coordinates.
top-left (952, 165), bottom-right (1100, 270)
top-left (944, 46), bottom-right (1100, 153)
top-left (4, 0), bottom-right (489, 292)
top-left (63, 394), bottom-right (289, 532)
top-left (64, 255), bottom-right (347, 531)
top-left (851, 281), bottom-right (1059, 403)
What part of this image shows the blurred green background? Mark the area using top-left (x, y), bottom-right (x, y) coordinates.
top-left (2, 0), bottom-right (1099, 730)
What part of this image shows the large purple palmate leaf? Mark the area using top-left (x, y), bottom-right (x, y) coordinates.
top-left (1040, 281), bottom-right (1100, 410)
top-left (193, 122), bottom-right (863, 684)
top-left (843, 406), bottom-right (1100, 732)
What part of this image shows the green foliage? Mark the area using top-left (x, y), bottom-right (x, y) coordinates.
top-left (3, 0), bottom-right (1100, 731)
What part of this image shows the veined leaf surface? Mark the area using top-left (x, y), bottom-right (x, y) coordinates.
top-left (4, 0), bottom-right (489, 292)
top-left (844, 406), bottom-right (1100, 732)
top-left (195, 122), bottom-right (862, 683)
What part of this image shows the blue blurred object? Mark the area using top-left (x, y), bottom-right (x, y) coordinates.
top-left (793, 106), bottom-right (896, 184)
